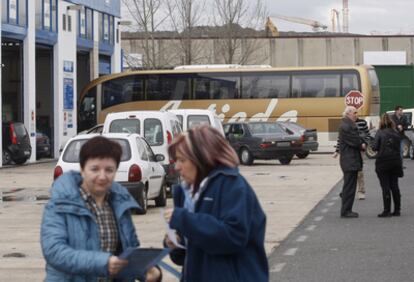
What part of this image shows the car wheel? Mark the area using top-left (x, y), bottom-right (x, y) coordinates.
top-left (155, 181), bottom-right (167, 207)
top-left (239, 148), bottom-right (254, 165)
top-left (409, 144), bottom-right (414, 160)
top-left (137, 187), bottom-right (148, 215)
top-left (365, 143), bottom-right (378, 159)
top-left (296, 151), bottom-right (309, 159)
top-left (13, 158), bottom-right (28, 165)
top-left (2, 150), bottom-right (12, 165)
top-left (279, 155), bottom-right (293, 165)
top-left (402, 139), bottom-right (410, 158)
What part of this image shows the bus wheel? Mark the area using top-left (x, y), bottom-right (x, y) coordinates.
top-left (402, 139), bottom-right (410, 158)
top-left (239, 148), bottom-right (253, 165)
top-left (365, 143), bottom-right (378, 159)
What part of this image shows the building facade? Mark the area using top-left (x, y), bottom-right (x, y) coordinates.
top-left (1, 0), bottom-right (122, 166)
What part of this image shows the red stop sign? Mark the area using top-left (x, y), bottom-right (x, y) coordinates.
top-left (345, 90), bottom-right (364, 109)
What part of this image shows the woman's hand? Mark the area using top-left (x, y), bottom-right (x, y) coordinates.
top-left (164, 233), bottom-right (182, 249)
top-left (146, 266), bottom-right (162, 282)
top-left (164, 208), bottom-right (174, 223)
top-left (108, 256), bottom-right (128, 275)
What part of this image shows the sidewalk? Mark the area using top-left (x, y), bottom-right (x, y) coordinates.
top-left (269, 158), bottom-right (414, 282)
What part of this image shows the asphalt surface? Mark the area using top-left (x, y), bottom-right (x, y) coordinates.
top-left (268, 158), bottom-right (414, 282)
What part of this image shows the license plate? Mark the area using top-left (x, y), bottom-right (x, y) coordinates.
top-left (24, 151), bottom-right (30, 156)
top-left (308, 136), bottom-right (314, 141)
top-left (44, 147), bottom-right (49, 151)
top-left (277, 142), bottom-right (290, 147)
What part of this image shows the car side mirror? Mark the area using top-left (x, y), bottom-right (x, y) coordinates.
top-left (155, 154), bottom-right (165, 162)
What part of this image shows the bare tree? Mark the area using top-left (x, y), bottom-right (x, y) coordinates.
top-left (166, 0), bottom-right (206, 65)
top-left (122, 0), bottom-right (168, 68)
top-left (213, 0), bottom-right (266, 64)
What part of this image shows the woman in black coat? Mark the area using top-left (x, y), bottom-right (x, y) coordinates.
top-left (373, 113), bottom-right (403, 217)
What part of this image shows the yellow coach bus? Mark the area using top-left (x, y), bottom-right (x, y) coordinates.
top-left (78, 65), bottom-right (380, 145)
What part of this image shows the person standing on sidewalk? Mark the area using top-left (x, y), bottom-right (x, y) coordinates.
top-left (372, 113), bottom-right (403, 217)
top-left (333, 117), bottom-right (370, 200)
top-left (337, 106), bottom-right (366, 218)
top-left (390, 105), bottom-right (409, 159)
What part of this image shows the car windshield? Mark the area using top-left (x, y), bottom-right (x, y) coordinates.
top-left (247, 123), bottom-right (284, 135)
top-left (109, 119), bottom-right (140, 134)
top-left (62, 138), bottom-right (131, 163)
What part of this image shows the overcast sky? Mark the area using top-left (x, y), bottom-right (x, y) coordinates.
top-left (267, 0), bottom-right (414, 34)
top-left (121, 0), bottom-right (414, 35)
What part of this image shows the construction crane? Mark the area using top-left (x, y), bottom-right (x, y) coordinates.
top-left (265, 17), bottom-right (279, 37)
top-left (270, 14), bottom-right (328, 32)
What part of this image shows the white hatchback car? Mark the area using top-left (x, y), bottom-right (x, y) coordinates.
top-left (102, 111), bottom-right (182, 188)
top-left (54, 133), bottom-right (166, 214)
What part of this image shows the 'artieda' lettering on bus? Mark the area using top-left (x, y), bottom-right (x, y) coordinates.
top-left (160, 99), bottom-right (297, 122)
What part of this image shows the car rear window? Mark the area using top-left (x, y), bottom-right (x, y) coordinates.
top-left (144, 118), bottom-right (163, 146)
top-left (248, 123), bottom-right (284, 135)
top-left (109, 119), bottom-right (140, 134)
top-left (188, 115), bottom-right (210, 129)
top-left (62, 138), bottom-right (131, 163)
top-left (13, 123), bottom-right (28, 137)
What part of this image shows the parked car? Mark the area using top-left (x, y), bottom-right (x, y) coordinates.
top-left (54, 133), bottom-right (167, 214)
top-left (168, 109), bottom-right (225, 135)
top-left (102, 111), bottom-right (182, 188)
top-left (36, 131), bottom-right (51, 159)
top-left (223, 121), bottom-right (303, 165)
top-left (2, 121), bottom-right (32, 165)
top-left (277, 121), bottom-right (318, 159)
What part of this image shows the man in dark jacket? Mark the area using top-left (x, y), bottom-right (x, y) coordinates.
top-left (390, 105), bottom-right (409, 159)
top-left (338, 106), bottom-right (366, 218)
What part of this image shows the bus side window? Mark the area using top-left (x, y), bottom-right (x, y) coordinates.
top-left (325, 88), bottom-right (338, 97)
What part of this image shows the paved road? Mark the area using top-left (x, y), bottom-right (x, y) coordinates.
top-left (269, 158), bottom-right (414, 282)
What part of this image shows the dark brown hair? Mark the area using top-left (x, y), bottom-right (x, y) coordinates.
top-left (168, 125), bottom-right (239, 190)
top-left (79, 136), bottom-right (122, 169)
top-left (379, 113), bottom-right (395, 130)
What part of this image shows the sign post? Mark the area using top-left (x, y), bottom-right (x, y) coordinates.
top-left (345, 90), bottom-right (364, 109)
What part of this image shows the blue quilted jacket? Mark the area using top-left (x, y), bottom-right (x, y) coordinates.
top-left (41, 171), bottom-right (139, 282)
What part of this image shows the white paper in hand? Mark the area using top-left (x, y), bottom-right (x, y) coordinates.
top-left (162, 209), bottom-right (186, 249)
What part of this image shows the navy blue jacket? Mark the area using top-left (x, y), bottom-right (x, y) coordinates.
top-left (169, 166), bottom-right (269, 282)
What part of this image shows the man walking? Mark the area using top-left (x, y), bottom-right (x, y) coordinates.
top-left (338, 106), bottom-right (366, 218)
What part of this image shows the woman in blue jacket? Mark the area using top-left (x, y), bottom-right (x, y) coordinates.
top-left (41, 136), bottom-right (161, 282)
top-left (164, 126), bottom-right (269, 282)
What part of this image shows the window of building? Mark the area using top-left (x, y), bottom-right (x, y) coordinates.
top-left (99, 12), bottom-right (115, 45)
top-left (35, 0), bottom-right (58, 32)
top-left (78, 7), bottom-right (93, 40)
top-left (2, 0), bottom-right (27, 27)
